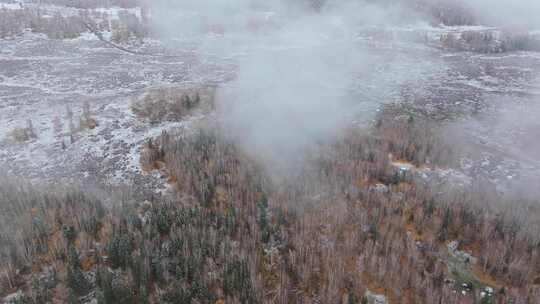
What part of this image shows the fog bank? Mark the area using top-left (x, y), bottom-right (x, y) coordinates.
top-left (149, 1), bottom-right (440, 172)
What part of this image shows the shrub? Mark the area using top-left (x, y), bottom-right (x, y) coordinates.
top-left (10, 119), bottom-right (37, 143)
top-left (131, 87), bottom-right (212, 123)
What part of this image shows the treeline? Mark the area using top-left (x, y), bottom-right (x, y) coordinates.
top-left (441, 30), bottom-right (540, 53)
top-left (0, 6), bottom-right (147, 42)
top-left (0, 8), bottom-right (85, 39)
top-left (418, 0), bottom-right (476, 26)
top-left (140, 114), bottom-right (540, 303)
top-left (2, 108), bottom-right (540, 303)
top-left (33, 0), bottom-right (140, 9)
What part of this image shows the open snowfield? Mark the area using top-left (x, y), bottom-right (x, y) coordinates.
top-left (0, 28), bottom-right (235, 197)
top-left (1, 3), bottom-right (540, 198)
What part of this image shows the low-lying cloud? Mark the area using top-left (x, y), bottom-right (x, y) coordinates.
top-left (149, 0), bottom-right (439, 172)
top-left (448, 0), bottom-right (540, 28)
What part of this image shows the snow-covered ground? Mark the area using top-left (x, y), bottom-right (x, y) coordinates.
top-left (1, 4), bottom-right (540, 198)
top-left (0, 29), bottom-right (233, 198)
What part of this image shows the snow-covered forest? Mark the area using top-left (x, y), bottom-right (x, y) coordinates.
top-left (1, 0), bottom-right (540, 303)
